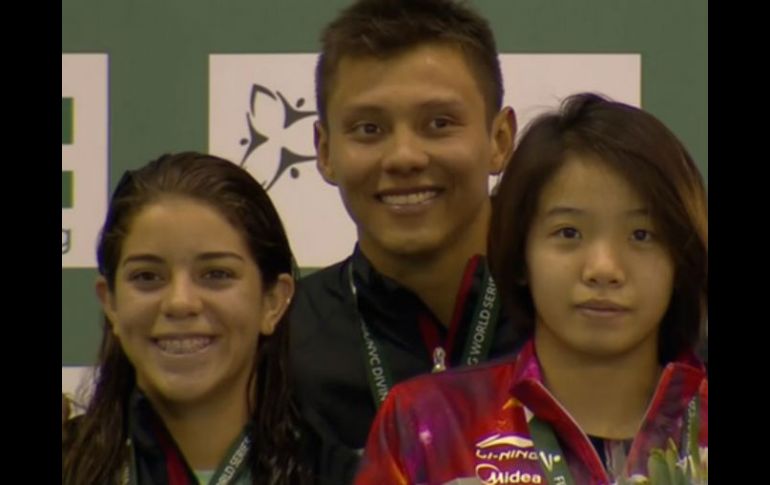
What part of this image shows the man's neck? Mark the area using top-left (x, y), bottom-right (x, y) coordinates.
top-left (359, 209), bottom-right (489, 327)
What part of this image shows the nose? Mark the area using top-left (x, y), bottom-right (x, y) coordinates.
top-left (581, 239), bottom-right (626, 289)
top-left (381, 125), bottom-right (430, 175)
top-left (160, 274), bottom-right (203, 318)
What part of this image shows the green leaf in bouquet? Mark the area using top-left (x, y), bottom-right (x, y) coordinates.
top-left (647, 449), bottom-right (671, 484)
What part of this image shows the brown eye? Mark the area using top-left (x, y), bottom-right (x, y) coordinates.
top-left (631, 229), bottom-right (653, 242)
top-left (127, 270), bottom-right (164, 290)
top-left (353, 122), bottom-right (381, 135)
top-left (202, 269), bottom-right (235, 280)
top-left (430, 117), bottom-right (451, 129)
top-left (557, 227), bottom-right (580, 239)
top-left (130, 271), bottom-right (160, 282)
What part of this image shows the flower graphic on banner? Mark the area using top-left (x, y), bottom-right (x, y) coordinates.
top-left (239, 83), bottom-right (317, 190)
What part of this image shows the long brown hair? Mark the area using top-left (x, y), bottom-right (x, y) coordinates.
top-left (62, 152), bottom-right (308, 484)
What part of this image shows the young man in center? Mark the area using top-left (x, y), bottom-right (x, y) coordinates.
top-left (289, 0), bottom-right (521, 482)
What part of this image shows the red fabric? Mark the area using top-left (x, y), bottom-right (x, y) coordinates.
top-left (418, 255), bottom-right (481, 359)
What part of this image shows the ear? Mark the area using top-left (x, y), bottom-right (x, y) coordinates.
top-left (258, 273), bottom-right (295, 336)
top-left (314, 121), bottom-right (337, 186)
top-left (489, 106), bottom-right (518, 175)
top-left (95, 276), bottom-right (120, 337)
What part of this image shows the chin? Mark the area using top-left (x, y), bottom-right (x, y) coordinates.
top-left (152, 380), bottom-right (213, 405)
top-left (381, 233), bottom-right (445, 256)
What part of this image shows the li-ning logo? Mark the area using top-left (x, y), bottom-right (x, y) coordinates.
top-left (474, 434), bottom-right (565, 484)
top-left (475, 434), bottom-right (539, 462)
top-left (239, 83), bottom-right (317, 190)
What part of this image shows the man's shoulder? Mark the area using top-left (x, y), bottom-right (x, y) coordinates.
top-left (289, 257), bottom-right (356, 343)
top-left (297, 259), bottom-right (348, 294)
top-left (292, 258), bottom-right (350, 316)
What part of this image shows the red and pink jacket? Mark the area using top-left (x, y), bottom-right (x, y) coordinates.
top-left (355, 340), bottom-right (707, 485)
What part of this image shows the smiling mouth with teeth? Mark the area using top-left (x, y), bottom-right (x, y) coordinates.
top-left (379, 190), bottom-right (440, 206)
top-left (154, 337), bottom-right (214, 355)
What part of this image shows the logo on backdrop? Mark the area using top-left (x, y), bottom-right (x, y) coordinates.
top-left (238, 83), bottom-right (317, 190)
top-left (62, 54), bottom-right (109, 268)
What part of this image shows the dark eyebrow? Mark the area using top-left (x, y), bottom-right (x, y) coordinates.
top-left (121, 252), bottom-right (245, 267)
top-left (625, 208), bottom-right (650, 217)
top-left (342, 96), bottom-right (465, 118)
top-left (121, 254), bottom-right (163, 267)
top-left (196, 252), bottom-right (246, 262)
top-left (415, 98), bottom-right (466, 112)
top-left (543, 207), bottom-right (585, 218)
top-left (543, 207), bottom-right (650, 218)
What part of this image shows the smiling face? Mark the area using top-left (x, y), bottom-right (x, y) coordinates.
top-left (525, 154), bottom-right (675, 362)
top-left (315, 42), bottom-right (514, 269)
top-left (96, 196), bottom-right (292, 408)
